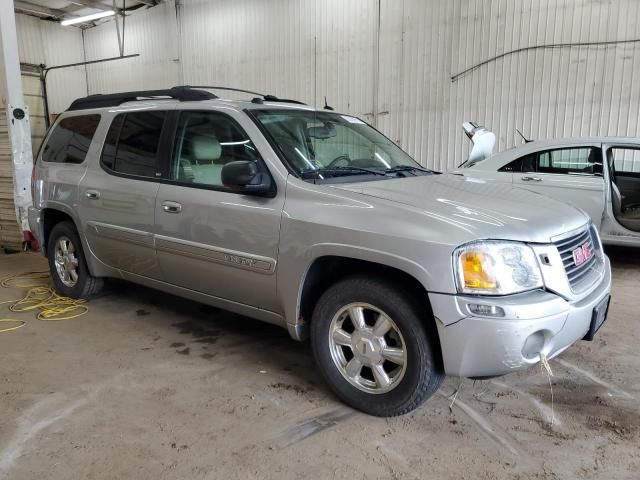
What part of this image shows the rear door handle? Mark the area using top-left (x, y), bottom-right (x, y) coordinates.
top-left (521, 176), bottom-right (542, 182)
top-left (85, 190), bottom-right (101, 199)
top-left (162, 201), bottom-right (182, 213)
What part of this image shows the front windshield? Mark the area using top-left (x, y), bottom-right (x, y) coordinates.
top-left (252, 109), bottom-right (425, 180)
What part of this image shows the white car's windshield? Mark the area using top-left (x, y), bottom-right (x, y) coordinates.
top-left (252, 109), bottom-right (430, 180)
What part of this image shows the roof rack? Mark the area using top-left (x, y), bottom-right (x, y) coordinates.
top-left (67, 85), bottom-right (306, 111)
top-left (185, 85), bottom-right (306, 105)
top-left (253, 95), bottom-right (306, 105)
top-left (67, 86), bottom-right (218, 111)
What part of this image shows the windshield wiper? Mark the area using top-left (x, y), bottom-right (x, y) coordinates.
top-left (384, 165), bottom-right (434, 174)
top-left (300, 166), bottom-right (387, 179)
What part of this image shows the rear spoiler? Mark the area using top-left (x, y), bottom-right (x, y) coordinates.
top-left (460, 122), bottom-right (495, 167)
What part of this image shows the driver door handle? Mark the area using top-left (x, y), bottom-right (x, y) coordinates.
top-left (85, 190), bottom-right (101, 199)
top-left (162, 201), bottom-right (182, 213)
top-left (521, 176), bottom-right (542, 182)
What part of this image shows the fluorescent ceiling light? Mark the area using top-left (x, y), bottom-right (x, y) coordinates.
top-left (61, 10), bottom-right (115, 26)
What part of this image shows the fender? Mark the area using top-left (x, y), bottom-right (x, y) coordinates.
top-left (283, 242), bottom-right (436, 340)
top-left (309, 243), bottom-right (433, 288)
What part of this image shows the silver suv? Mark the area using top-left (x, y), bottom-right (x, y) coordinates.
top-left (29, 87), bottom-right (612, 416)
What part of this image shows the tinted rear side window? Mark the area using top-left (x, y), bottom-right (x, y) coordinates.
top-left (499, 157), bottom-right (523, 172)
top-left (498, 154), bottom-right (536, 172)
top-left (41, 114), bottom-right (101, 164)
top-left (101, 111), bottom-right (166, 177)
top-left (101, 115), bottom-right (124, 170)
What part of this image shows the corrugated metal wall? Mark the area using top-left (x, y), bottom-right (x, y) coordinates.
top-left (84, 0), bottom-right (181, 93)
top-left (378, 0), bottom-right (640, 171)
top-left (446, 0), bottom-right (640, 170)
top-left (16, 0), bottom-right (640, 170)
top-left (15, 13), bottom-right (86, 115)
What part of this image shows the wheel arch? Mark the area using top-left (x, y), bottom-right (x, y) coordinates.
top-left (40, 205), bottom-right (108, 278)
top-left (41, 206), bottom-right (81, 257)
top-left (295, 252), bottom-right (443, 369)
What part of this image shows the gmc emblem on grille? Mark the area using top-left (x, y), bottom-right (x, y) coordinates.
top-left (572, 243), bottom-right (592, 266)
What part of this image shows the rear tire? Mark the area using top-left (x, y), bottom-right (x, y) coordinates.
top-left (311, 275), bottom-right (444, 416)
top-left (47, 221), bottom-right (103, 298)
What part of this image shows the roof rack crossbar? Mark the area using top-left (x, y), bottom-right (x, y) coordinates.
top-left (185, 85), bottom-right (306, 105)
top-left (186, 85), bottom-right (265, 96)
top-left (67, 86), bottom-right (218, 111)
top-left (260, 94), bottom-right (306, 105)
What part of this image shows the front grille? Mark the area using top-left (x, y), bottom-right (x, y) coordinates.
top-left (553, 225), bottom-right (602, 293)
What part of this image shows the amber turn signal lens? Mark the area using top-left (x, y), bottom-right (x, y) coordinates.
top-left (460, 251), bottom-right (497, 290)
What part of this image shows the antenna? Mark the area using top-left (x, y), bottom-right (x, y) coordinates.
top-left (516, 128), bottom-right (533, 143)
top-left (324, 96), bottom-right (334, 111)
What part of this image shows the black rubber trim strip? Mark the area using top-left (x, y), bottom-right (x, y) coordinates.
top-left (68, 86), bottom-right (217, 111)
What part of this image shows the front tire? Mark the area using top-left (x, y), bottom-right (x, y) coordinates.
top-left (47, 221), bottom-right (102, 298)
top-left (311, 275), bottom-right (444, 416)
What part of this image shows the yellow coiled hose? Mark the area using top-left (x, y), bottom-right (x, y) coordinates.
top-left (0, 270), bottom-right (88, 333)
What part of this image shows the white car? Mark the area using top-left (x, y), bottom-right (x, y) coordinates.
top-left (455, 124), bottom-right (640, 246)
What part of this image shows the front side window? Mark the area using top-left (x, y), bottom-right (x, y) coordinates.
top-left (41, 114), bottom-right (101, 164)
top-left (537, 147), bottom-right (600, 175)
top-left (170, 111), bottom-right (261, 187)
top-left (101, 111), bottom-right (166, 177)
top-left (252, 110), bottom-right (427, 181)
top-left (499, 148), bottom-right (601, 175)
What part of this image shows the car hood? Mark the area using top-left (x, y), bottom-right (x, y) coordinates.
top-left (331, 173), bottom-right (588, 244)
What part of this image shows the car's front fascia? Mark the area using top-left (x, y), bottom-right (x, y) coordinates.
top-left (428, 223), bottom-right (611, 377)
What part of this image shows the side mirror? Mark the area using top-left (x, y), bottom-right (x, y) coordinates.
top-left (462, 121), bottom-right (495, 166)
top-left (221, 161), bottom-right (273, 195)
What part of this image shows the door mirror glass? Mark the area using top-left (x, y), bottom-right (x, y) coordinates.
top-left (221, 160), bottom-right (272, 194)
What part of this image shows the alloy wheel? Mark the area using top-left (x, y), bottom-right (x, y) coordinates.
top-left (328, 302), bottom-right (407, 394)
top-left (54, 236), bottom-right (79, 287)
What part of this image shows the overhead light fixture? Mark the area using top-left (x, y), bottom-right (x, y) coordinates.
top-left (61, 10), bottom-right (116, 26)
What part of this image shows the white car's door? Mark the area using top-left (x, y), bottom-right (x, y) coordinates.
top-left (599, 144), bottom-right (640, 245)
top-left (500, 145), bottom-right (606, 229)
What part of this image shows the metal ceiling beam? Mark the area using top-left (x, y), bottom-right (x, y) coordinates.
top-left (15, 0), bottom-right (157, 26)
top-left (67, 1), bottom-right (116, 12)
top-left (13, 0), bottom-right (66, 18)
top-left (69, 0), bottom-right (158, 9)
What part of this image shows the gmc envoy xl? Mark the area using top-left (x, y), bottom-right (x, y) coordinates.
top-left (29, 87), bottom-right (612, 416)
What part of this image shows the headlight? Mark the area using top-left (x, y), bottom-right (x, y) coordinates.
top-left (454, 241), bottom-right (543, 295)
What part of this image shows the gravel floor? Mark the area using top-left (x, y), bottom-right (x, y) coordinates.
top-left (0, 248), bottom-right (638, 480)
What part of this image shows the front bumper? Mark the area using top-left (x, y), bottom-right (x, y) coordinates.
top-left (429, 256), bottom-right (612, 378)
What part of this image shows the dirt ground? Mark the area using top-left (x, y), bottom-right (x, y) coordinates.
top-left (0, 248), bottom-right (638, 480)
